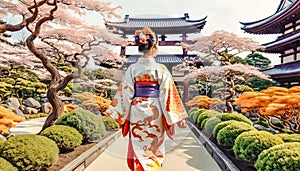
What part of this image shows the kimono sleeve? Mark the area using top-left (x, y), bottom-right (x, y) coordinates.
top-left (107, 69), bottom-right (135, 125)
top-left (159, 66), bottom-right (188, 125)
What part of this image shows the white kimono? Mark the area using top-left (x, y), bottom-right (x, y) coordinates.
top-left (108, 57), bottom-right (188, 171)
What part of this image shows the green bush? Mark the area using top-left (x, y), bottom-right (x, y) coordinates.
top-left (200, 118), bottom-right (208, 129)
top-left (217, 122), bottom-right (255, 147)
top-left (213, 120), bottom-right (242, 138)
top-left (190, 109), bottom-right (207, 122)
top-left (277, 133), bottom-right (300, 143)
top-left (41, 125), bottom-right (83, 151)
top-left (187, 107), bottom-right (200, 117)
top-left (204, 115), bottom-right (222, 134)
top-left (0, 134), bottom-right (59, 171)
top-left (55, 110), bottom-right (106, 141)
top-left (0, 157), bottom-right (18, 171)
top-left (103, 117), bottom-right (120, 130)
top-left (255, 142), bottom-right (300, 171)
top-left (233, 130), bottom-right (284, 163)
top-left (204, 113), bottom-right (252, 134)
top-left (220, 113), bottom-right (252, 125)
top-left (197, 110), bottom-right (220, 127)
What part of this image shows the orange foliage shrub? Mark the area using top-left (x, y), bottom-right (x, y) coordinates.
top-left (234, 86), bottom-right (300, 133)
top-left (186, 95), bottom-right (225, 109)
top-left (0, 106), bottom-right (25, 135)
top-left (72, 92), bottom-right (111, 112)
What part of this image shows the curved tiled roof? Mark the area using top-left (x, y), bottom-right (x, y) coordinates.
top-left (264, 31), bottom-right (300, 53)
top-left (240, 0), bottom-right (299, 34)
top-left (105, 13), bottom-right (207, 35)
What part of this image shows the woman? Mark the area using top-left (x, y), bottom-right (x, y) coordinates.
top-left (106, 27), bottom-right (188, 171)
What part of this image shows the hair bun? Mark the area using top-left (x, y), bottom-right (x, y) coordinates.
top-left (134, 27), bottom-right (157, 52)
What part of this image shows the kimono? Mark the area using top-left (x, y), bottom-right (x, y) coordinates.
top-left (107, 57), bottom-right (188, 171)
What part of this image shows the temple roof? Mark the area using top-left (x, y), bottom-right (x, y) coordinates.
top-left (240, 0), bottom-right (300, 34)
top-left (125, 54), bottom-right (197, 65)
top-left (105, 13), bottom-right (207, 35)
top-left (263, 60), bottom-right (300, 78)
top-left (264, 31), bottom-right (300, 53)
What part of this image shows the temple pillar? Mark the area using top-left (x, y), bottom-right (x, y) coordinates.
top-left (120, 46), bottom-right (126, 56)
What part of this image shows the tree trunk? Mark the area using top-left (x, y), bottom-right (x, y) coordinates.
top-left (39, 86), bottom-right (63, 133)
top-left (225, 79), bottom-right (235, 113)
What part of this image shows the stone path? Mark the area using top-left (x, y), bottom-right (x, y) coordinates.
top-left (85, 126), bottom-right (221, 171)
top-left (9, 118), bottom-right (222, 171)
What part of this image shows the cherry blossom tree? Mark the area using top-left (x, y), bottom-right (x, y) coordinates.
top-left (0, 0), bottom-right (124, 131)
top-left (184, 64), bottom-right (270, 112)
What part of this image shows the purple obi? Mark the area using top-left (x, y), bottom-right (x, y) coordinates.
top-left (134, 81), bottom-right (159, 98)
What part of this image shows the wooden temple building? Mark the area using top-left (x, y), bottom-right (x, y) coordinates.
top-left (240, 0), bottom-right (300, 87)
top-left (105, 13), bottom-right (207, 101)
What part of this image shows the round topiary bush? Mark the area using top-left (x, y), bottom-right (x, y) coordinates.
top-left (190, 109), bottom-right (207, 122)
top-left (187, 107), bottom-right (200, 117)
top-left (0, 157), bottom-right (18, 171)
top-left (217, 122), bottom-right (255, 147)
top-left (0, 134), bottom-right (59, 171)
top-left (40, 125), bottom-right (83, 151)
top-left (213, 120), bottom-right (242, 138)
top-left (220, 113), bottom-right (252, 125)
top-left (203, 113), bottom-right (252, 135)
top-left (103, 116), bottom-right (120, 130)
top-left (277, 133), bottom-right (300, 143)
top-left (55, 109), bottom-right (106, 141)
top-left (233, 130), bottom-right (284, 163)
top-left (254, 142), bottom-right (300, 171)
top-left (197, 110), bottom-right (220, 128)
top-left (204, 115), bottom-right (222, 134)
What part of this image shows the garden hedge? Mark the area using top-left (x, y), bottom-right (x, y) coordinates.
top-left (0, 134), bottom-right (59, 171)
top-left (204, 113), bottom-right (252, 134)
top-left (212, 120), bottom-right (242, 138)
top-left (233, 130), bottom-right (284, 163)
top-left (255, 142), bottom-right (300, 171)
top-left (277, 133), bottom-right (300, 143)
top-left (0, 157), bottom-right (17, 171)
top-left (41, 125), bottom-right (83, 151)
top-left (217, 122), bottom-right (255, 147)
top-left (196, 110), bottom-right (220, 127)
top-left (55, 109), bottom-right (106, 141)
top-left (103, 116), bottom-right (120, 130)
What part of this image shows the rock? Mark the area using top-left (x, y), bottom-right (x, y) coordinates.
top-left (6, 106), bottom-right (24, 117)
top-left (41, 102), bottom-right (52, 114)
top-left (24, 107), bottom-right (39, 114)
top-left (19, 105), bottom-right (27, 113)
top-left (23, 98), bottom-right (41, 108)
top-left (5, 98), bottom-right (20, 109)
top-left (254, 124), bottom-right (279, 134)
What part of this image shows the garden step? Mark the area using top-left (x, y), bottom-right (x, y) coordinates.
top-left (85, 126), bottom-right (221, 171)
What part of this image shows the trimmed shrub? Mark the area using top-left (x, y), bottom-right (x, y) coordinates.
top-left (213, 120), bottom-right (242, 138)
top-left (233, 130), bottom-right (284, 163)
top-left (41, 125), bottom-right (83, 151)
top-left (197, 110), bottom-right (220, 127)
top-left (217, 122), bottom-right (255, 147)
top-left (204, 115), bottom-right (222, 134)
top-left (190, 109), bottom-right (206, 122)
top-left (0, 157), bottom-right (18, 171)
top-left (55, 109), bottom-right (106, 141)
top-left (0, 134), bottom-right (59, 171)
top-left (221, 113), bottom-right (252, 125)
top-left (103, 117), bottom-right (120, 130)
top-left (254, 142), bottom-right (300, 171)
top-left (277, 133), bottom-right (300, 143)
top-left (200, 118), bottom-right (208, 129)
top-left (187, 107), bottom-right (200, 117)
top-left (204, 113), bottom-right (252, 134)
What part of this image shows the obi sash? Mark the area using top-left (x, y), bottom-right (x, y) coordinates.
top-left (134, 81), bottom-right (159, 98)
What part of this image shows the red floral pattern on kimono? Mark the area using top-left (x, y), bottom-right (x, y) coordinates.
top-left (107, 57), bottom-right (187, 171)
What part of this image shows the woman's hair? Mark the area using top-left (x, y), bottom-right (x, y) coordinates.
top-left (134, 27), bottom-right (158, 56)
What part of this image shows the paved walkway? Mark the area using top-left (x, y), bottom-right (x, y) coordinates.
top-left (85, 126), bottom-right (221, 171)
top-left (9, 118), bottom-right (221, 171)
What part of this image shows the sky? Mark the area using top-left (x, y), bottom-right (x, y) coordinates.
top-left (105, 0), bottom-right (282, 65)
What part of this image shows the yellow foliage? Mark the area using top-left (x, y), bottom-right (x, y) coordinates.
top-left (73, 93), bottom-right (111, 112)
top-left (235, 86), bottom-right (300, 119)
top-left (64, 104), bottom-right (80, 113)
top-left (186, 95), bottom-right (224, 109)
